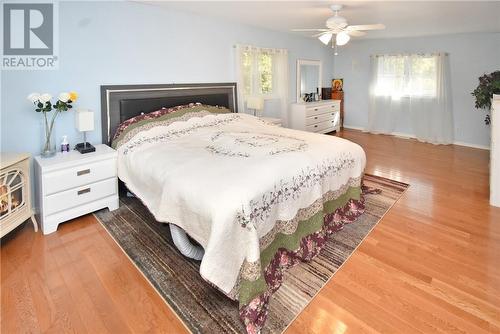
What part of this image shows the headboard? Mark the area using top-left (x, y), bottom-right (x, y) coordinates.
top-left (100, 83), bottom-right (238, 144)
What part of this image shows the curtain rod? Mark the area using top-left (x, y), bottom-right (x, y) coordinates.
top-left (371, 52), bottom-right (448, 57)
top-left (233, 44), bottom-right (288, 53)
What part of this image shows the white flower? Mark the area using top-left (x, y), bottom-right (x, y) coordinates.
top-left (27, 93), bottom-right (40, 103)
top-left (58, 92), bottom-right (70, 103)
top-left (39, 93), bottom-right (52, 103)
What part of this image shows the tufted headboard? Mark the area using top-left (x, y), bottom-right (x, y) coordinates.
top-left (100, 83), bottom-right (238, 144)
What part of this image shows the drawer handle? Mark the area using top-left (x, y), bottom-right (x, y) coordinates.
top-left (314, 108), bottom-right (318, 111)
top-left (314, 116), bottom-right (318, 119)
top-left (314, 125), bottom-right (318, 128)
top-left (77, 188), bottom-right (91, 195)
top-left (77, 169), bottom-right (90, 176)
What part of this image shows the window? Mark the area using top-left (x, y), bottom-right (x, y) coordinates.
top-left (235, 45), bottom-right (288, 119)
top-left (258, 53), bottom-right (273, 94)
top-left (374, 54), bottom-right (438, 98)
top-left (241, 50), bottom-right (274, 96)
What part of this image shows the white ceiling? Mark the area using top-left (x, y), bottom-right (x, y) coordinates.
top-left (143, 1), bottom-right (500, 40)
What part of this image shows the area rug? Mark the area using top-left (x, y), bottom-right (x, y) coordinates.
top-left (94, 174), bottom-right (408, 334)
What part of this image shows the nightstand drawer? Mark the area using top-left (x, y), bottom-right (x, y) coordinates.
top-left (44, 178), bottom-right (117, 216)
top-left (43, 158), bottom-right (116, 195)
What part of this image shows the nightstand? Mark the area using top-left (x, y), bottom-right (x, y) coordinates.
top-left (34, 144), bottom-right (119, 235)
top-left (260, 117), bottom-right (282, 127)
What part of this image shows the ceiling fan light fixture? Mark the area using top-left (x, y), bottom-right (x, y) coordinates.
top-left (336, 32), bottom-right (350, 46)
top-left (326, 16), bottom-right (347, 29)
top-left (318, 33), bottom-right (333, 45)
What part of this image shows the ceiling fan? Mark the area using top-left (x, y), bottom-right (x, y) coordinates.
top-left (292, 4), bottom-right (385, 47)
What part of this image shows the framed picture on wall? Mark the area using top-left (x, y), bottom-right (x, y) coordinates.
top-left (332, 78), bottom-right (343, 92)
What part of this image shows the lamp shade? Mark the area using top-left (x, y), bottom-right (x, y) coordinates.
top-left (246, 96), bottom-right (264, 110)
top-left (75, 109), bottom-right (94, 132)
top-left (318, 33), bottom-right (333, 45)
top-left (336, 32), bottom-right (351, 46)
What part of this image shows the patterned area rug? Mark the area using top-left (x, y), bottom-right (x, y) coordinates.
top-left (94, 174), bottom-right (408, 334)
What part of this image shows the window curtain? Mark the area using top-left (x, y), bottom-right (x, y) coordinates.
top-left (234, 44), bottom-right (289, 125)
top-left (367, 53), bottom-right (453, 145)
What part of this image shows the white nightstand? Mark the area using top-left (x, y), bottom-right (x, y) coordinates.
top-left (34, 144), bottom-right (119, 235)
top-left (260, 117), bottom-right (282, 127)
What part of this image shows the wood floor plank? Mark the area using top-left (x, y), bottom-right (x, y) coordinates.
top-left (2, 129), bottom-right (499, 333)
top-left (340, 251), bottom-right (493, 334)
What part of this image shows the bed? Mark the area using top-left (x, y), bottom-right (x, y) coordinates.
top-left (101, 83), bottom-right (366, 333)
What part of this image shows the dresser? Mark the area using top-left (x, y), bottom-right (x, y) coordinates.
top-left (34, 144), bottom-right (119, 235)
top-left (491, 94), bottom-right (500, 207)
top-left (331, 91), bottom-right (344, 128)
top-left (289, 100), bottom-right (341, 134)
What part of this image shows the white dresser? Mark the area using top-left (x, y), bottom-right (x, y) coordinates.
top-left (491, 94), bottom-right (500, 207)
top-left (34, 144), bottom-right (119, 234)
top-left (289, 100), bottom-right (341, 134)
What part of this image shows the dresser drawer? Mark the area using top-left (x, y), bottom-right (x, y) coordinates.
top-left (44, 178), bottom-right (117, 216)
top-left (43, 158), bottom-right (116, 195)
top-left (306, 112), bottom-right (336, 126)
top-left (306, 120), bottom-right (337, 133)
top-left (306, 103), bottom-right (340, 117)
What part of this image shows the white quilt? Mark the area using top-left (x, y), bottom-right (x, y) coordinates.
top-left (116, 113), bottom-right (366, 295)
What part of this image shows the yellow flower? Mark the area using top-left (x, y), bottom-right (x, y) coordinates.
top-left (69, 91), bottom-right (78, 102)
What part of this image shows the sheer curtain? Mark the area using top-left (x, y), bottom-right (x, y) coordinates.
top-left (367, 53), bottom-right (453, 144)
top-left (234, 44), bottom-right (289, 125)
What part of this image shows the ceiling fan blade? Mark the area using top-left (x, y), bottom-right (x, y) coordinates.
top-left (291, 28), bottom-right (330, 32)
top-left (312, 30), bottom-right (334, 37)
top-left (347, 30), bottom-right (367, 37)
top-left (346, 24), bottom-right (386, 31)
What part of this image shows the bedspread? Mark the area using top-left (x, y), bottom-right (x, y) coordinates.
top-left (113, 109), bottom-right (366, 333)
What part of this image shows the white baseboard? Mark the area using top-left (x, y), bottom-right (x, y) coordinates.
top-left (343, 125), bottom-right (364, 131)
top-left (452, 141), bottom-right (490, 150)
top-left (342, 125), bottom-right (490, 150)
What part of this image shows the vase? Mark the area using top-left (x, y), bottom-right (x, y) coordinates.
top-left (41, 117), bottom-right (56, 158)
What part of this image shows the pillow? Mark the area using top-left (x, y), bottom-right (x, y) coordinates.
top-left (112, 103), bottom-right (231, 149)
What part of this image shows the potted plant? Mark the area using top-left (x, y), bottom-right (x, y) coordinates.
top-left (472, 71), bottom-right (500, 125)
top-left (28, 91), bottom-right (78, 157)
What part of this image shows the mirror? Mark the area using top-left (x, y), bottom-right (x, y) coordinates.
top-left (296, 59), bottom-right (322, 102)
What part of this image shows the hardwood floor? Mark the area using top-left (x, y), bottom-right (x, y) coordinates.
top-left (2, 129), bottom-right (499, 333)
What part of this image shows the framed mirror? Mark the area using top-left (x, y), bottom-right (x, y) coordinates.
top-left (296, 59), bottom-right (322, 102)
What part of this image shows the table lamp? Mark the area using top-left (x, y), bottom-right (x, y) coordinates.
top-left (246, 96), bottom-right (264, 117)
top-left (75, 109), bottom-right (96, 154)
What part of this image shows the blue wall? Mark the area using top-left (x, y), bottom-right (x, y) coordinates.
top-left (333, 32), bottom-right (500, 148)
top-left (1, 1), bottom-right (334, 154)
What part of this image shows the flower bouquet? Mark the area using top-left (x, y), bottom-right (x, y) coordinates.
top-left (28, 91), bottom-right (78, 157)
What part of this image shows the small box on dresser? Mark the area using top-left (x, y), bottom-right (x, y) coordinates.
top-left (34, 144), bottom-right (119, 235)
top-left (289, 100), bottom-right (341, 134)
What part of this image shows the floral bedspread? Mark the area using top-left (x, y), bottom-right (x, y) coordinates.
top-left (113, 107), bottom-right (366, 333)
